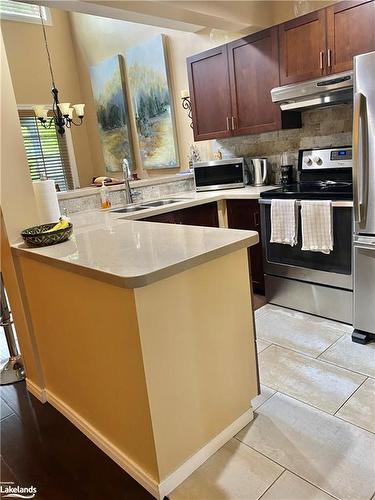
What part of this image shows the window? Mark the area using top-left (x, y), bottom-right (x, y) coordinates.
top-left (0, 0), bottom-right (51, 24)
top-left (19, 110), bottom-right (74, 192)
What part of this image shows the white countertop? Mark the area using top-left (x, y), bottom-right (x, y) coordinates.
top-left (13, 186), bottom-right (272, 288)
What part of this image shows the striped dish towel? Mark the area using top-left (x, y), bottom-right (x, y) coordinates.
top-left (300, 200), bottom-right (333, 254)
top-left (270, 199), bottom-right (298, 246)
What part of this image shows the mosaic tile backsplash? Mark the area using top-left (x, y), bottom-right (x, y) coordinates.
top-left (59, 177), bottom-right (195, 214)
top-left (212, 104), bottom-right (353, 183)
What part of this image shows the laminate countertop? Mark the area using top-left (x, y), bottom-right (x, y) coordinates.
top-left (12, 186), bottom-right (273, 288)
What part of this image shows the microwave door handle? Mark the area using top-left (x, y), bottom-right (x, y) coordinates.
top-left (352, 92), bottom-right (369, 225)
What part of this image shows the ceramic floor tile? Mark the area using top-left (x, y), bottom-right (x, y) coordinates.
top-left (260, 471), bottom-right (335, 500)
top-left (0, 398), bottom-right (13, 420)
top-left (256, 340), bottom-right (271, 353)
top-left (336, 378), bottom-right (375, 433)
top-left (237, 393), bottom-right (375, 500)
top-left (252, 385), bottom-right (276, 411)
top-left (259, 345), bottom-right (365, 414)
top-left (169, 438), bottom-right (283, 500)
top-left (255, 305), bottom-right (348, 357)
top-left (320, 334), bottom-right (375, 377)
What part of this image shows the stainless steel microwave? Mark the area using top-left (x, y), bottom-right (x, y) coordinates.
top-left (193, 158), bottom-right (245, 192)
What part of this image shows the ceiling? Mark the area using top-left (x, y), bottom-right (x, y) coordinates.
top-left (20, 0), bottom-right (337, 33)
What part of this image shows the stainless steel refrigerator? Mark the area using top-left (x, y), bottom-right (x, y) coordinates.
top-left (352, 51), bottom-right (375, 344)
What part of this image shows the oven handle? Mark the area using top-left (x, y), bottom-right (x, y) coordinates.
top-left (258, 199), bottom-right (353, 208)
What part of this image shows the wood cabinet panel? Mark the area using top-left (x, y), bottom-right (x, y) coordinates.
top-left (326, 0), bottom-right (375, 74)
top-left (226, 200), bottom-right (265, 293)
top-left (187, 46), bottom-right (232, 141)
top-left (228, 27), bottom-right (282, 135)
top-left (141, 202), bottom-right (219, 228)
top-left (279, 10), bottom-right (327, 84)
top-left (179, 202), bottom-right (219, 227)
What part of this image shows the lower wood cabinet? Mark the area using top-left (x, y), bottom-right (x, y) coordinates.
top-left (141, 202), bottom-right (219, 227)
top-left (142, 200), bottom-right (264, 293)
top-left (226, 199), bottom-right (265, 294)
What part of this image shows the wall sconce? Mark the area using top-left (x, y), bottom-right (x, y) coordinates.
top-left (181, 90), bottom-right (193, 129)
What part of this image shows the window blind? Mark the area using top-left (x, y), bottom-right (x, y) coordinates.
top-left (0, 0), bottom-right (49, 21)
top-left (19, 110), bottom-right (74, 192)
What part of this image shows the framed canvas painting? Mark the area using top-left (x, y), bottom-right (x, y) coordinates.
top-left (89, 55), bottom-right (134, 173)
top-left (125, 35), bottom-right (179, 169)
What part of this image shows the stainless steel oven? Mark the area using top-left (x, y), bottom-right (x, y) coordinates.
top-left (193, 158), bottom-right (245, 192)
top-left (259, 147), bottom-right (353, 324)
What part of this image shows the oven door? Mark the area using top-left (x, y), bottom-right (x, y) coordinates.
top-left (259, 199), bottom-right (353, 289)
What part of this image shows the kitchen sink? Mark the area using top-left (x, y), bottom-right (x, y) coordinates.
top-left (140, 198), bottom-right (189, 207)
top-left (111, 205), bottom-right (147, 213)
top-left (111, 198), bottom-right (190, 214)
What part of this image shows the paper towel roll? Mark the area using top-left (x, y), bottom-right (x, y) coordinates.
top-left (33, 180), bottom-right (61, 224)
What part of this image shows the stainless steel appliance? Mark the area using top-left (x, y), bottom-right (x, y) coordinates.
top-left (260, 146), bottom-right (353, 323)
top-left (250, 158), bottom-right (268, 187)
top-left (352, 51), bottom-right (375, 344)
top-left (193, 158), bottom-right (244, 192)
top-left (271, 71), bottom-right (353, 111)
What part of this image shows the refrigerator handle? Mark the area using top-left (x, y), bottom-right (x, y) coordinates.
top-left (352, 92), bottom-right (369, 225)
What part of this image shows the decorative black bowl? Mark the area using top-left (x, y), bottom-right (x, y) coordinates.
top-left (21, 222), bottom-right (73, 248)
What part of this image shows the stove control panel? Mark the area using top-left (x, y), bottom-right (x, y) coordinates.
top-left (300, 147), bottom-right (352, 170)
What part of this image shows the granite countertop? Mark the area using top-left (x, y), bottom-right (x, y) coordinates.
top-left (13, 186), bottom-right (271, 288)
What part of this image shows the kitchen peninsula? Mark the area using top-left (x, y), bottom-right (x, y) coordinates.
top-left (12, 211), bottom-right (260, 499)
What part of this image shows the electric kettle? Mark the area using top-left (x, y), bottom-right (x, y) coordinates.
top-left (250, 158), bottom-right (268, 186)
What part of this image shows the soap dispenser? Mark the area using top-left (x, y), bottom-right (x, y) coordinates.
top-left (100, 181), bottom-right (111, 209)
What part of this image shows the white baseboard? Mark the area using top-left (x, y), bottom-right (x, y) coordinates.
top-left (45, 389), bottom-right (159, 498)
top-left (158, 408), bottom-right (254, 499)
top-left (37, 387), bottom-right (253, 500)
top-left (26, 379), bottom-right (47, 403)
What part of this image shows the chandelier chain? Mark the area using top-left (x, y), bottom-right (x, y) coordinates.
top-left (39, 5), bottom-right (56, 89)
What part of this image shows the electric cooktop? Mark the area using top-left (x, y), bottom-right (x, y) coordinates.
top-left (260, 181), bottom-right (353, 200)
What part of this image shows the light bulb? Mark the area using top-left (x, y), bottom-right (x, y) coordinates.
top-left (58, 102), bottom-right (71, 116)
top-left (73, 104), bottom-right (85, 117)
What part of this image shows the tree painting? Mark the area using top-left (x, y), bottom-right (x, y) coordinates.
top-left (125, 35), bottom-right (178, 169)
top-left (89, 55), bottom-right (134, 173)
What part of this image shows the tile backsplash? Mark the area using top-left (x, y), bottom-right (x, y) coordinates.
top-left (212, 104), bottom-right (353, 183)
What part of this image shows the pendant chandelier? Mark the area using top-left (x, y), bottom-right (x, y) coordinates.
top-left (33, 6), bottom-right (84, 135)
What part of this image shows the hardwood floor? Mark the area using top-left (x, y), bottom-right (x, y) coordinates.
top-left (0, 382), bottom-right (153, 499)
top-left (0, 294), bottom-right (266, 499)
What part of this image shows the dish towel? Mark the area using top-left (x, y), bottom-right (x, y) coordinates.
top-left (270, 199), bottom-right (298, 246)
top-left (300, 200), bottom-right (333, 254)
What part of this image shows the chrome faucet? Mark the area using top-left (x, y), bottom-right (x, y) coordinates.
top-left (122, 158), bottom-right (133, 204)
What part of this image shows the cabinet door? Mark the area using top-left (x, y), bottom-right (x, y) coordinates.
top-left (179, 202), bottom-right (219, 227)
top-left (228, 27), bottom-right (281, 135)
top-left (141, 211), bottom-right (179, 224)
top-left (279, 10), bottom-right (327, 85)
top-left (326, 0), bottom-right (375, 74)
top-left (187, 46), bottom-right (232, 141)
top-left (226, 200), bottom-right (265, 293)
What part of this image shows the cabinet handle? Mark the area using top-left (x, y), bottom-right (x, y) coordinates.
top-left (226, 117), bottom-right (231, 131)
top-left (231, 116), bottom-right (236, 130)
top-left (327, 48), bottom-right (332, 69)
top-left (319, 51), bottom-right (324, 71)
top-left (253, 211), bottom-right (260, 228)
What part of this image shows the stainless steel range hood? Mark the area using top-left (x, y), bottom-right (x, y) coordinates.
top-left (271, 71), bottom-right (353, 111)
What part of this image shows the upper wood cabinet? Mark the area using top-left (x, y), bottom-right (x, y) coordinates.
top-left (279, 10), bottom-right (327, 85)
top-left (326, 0), bottom-right (375, 74)
top-left (279, 0), bottom-right (375, 84)
top-left (187, 28), bottom-right (301, 142)
top-left (228, 27), bottom-right (283, 136)
top-left (187, 45), bottom-right (232, 141)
